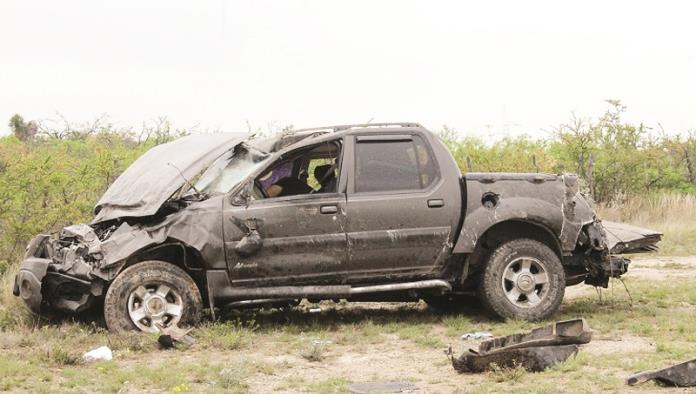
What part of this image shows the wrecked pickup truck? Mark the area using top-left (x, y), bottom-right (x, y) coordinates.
top-left (14, 122), bottom-right (661, 332)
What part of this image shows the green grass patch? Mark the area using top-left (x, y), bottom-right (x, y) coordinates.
top-left (198, 319), bottom-right (257, 350)
top-left (1, 276), bottom-right (695, 392)
top-left (390, 323), bottom-right (445, 349)
top-left (306, 377), bottom-right (350, 394)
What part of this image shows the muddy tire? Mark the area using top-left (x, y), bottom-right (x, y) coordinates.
top-left (104, 261), bottom-right (202, 332)
top-left (478, 238), bottom-right (565, 321)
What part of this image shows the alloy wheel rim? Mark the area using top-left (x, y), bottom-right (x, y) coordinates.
top-left (501, 257), bottom-right (550, 308)
top-left (127, 283), bottom-right (183, 332)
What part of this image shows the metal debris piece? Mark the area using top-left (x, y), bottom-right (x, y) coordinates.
top-left (451, 318), bottom-right (591, 373)
top-left (603, 221), bottom-right (663, 253)
top-left (461, 331), bottom-right (493, 340)
top-left (478, 318), bottom-right (592, 353)
top-left (453, 345), bottom-right (579, 373)
top-left (156, 323), bottom-right (195, 349)
top-left (627, 357), bottom-right (696, 387)
top-left (348, 381), bottom-right (418, 393)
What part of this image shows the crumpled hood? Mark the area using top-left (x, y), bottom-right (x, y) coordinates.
top-left (93, 132), bottom-right (248, 224)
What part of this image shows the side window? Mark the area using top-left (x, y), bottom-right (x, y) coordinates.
top-left (354, 135), bottom-right (438, 193)
top-left (307, 158), bottom-right (334, 189)
top-left (253, 140), bottom-right (342, 199)
top-left (413, 135), bottom-right (438, 188)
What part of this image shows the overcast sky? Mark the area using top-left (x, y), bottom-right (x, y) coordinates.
top-left (1, 1), bottom-right (695, 138)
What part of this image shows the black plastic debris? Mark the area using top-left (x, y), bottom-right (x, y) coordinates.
top-left (156, 323), bottom-right (195, 349)
top-left (451, 318), bottom-right (592, 373)
top-left (627, 357), bottom-right (696, 387)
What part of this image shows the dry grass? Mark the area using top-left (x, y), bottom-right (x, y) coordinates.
top-left (300, 340), bottom-right (328, 362)
top-left (0, 270), bottom-right (35, 330)
top-left (597, 192), bottom-right (696, 255)
top-left (0, 192), bottom-right (695, 391)
top-left (1, 269), bottom-right (696, 392)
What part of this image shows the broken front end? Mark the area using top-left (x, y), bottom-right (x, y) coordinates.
top-left (14, 224), bottom-right (118, 314)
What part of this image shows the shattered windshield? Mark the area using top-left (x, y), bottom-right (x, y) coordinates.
top-left (189, 144), bottom-right (270, 196)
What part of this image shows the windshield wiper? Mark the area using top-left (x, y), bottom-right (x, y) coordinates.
top-left (168, 162), bottom-right (206, 199)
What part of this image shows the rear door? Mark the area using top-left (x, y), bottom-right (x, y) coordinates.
top-left (345, 133), bottom-right (458, 280)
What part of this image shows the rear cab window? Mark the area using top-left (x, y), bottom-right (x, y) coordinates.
top-left (354, 134), bottom-right (439, 193)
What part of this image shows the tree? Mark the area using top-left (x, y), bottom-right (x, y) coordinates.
top-left (8, 114), bottom-right (38, 141)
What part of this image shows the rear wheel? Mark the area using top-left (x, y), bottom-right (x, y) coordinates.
top-left (104, 261), bottom-right (203, 332)
top-left (478, 238), bottom-right (565, 321)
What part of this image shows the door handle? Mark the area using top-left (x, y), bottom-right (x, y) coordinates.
top-left (320, 205), bottom-right (338, 214)
top-left (427, 199), bottom-right (444, 208)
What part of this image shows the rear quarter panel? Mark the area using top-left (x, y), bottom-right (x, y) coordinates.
top-left (453, 173), bottom-right (594, 254)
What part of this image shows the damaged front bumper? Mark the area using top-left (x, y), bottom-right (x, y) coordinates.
top-left (14, 225), bottom-right (108, 314)
top-left (14, 235), bottom-right (52, 313)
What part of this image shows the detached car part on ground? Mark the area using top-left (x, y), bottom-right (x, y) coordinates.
top-left (451, 318), bottom-right (592, 373)
top-left (13, 123), bottom-right (662, 332)
top-left (627, 357), bottom-right (696, 387)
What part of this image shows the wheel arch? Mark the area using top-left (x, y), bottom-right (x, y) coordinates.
top-left (453, 196), bottom-right (567, 254)
top-left (114, 239), bottom-right (210, 304)
top-left (467, 219), bottom-right (563, 270)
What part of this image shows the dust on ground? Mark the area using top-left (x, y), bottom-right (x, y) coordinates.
top-left (134, 256), bottom-right (696, 392)
top-left (9, 255), bottom-right (696, 393)
top-left (627, 255), bottom-right (696, 280)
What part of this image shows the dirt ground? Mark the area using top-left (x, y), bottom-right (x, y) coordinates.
top-left (4, 255), bottom-right (696, 393)
top-left (149, 256), bottom-right (696, 393)
top-left (253, 255), bottom-right (696, 393)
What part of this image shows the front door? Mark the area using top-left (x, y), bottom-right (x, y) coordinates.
top-left (223, 139), bottom-right (348, 286)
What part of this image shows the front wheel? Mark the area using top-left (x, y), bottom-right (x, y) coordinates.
top-left (104, 261), bottom-right (203, 332)
top-left (478, 238), bottom-right (565, 321)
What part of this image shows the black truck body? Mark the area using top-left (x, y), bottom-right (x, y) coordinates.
top-left (14, 123), bottom-right (661, 331)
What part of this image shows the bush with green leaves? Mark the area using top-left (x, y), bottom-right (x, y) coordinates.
top-left (3, 102), bottom-right (696, 278)
top-left (0, 117), bottom-right (186, 275)
top-left (441, 101), bottom-right (696, 202)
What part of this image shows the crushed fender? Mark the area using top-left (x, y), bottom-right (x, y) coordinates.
top-left (627, 357), bottom-right (696, 387)
top-left (450, 318), bottom-right (592, 373)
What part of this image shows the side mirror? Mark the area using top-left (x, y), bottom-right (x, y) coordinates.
top-left (230, 193), bottom-right (247, 206)
top-left (230, 183), bottom-right (251, 206)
